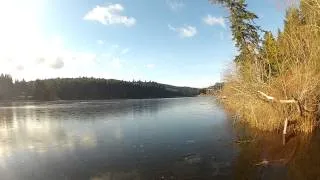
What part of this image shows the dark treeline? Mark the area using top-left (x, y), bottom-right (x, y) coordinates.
top-left (0, 74), bottom-right (199, 101)
top-left (200, 82), bottom-right (224, 95)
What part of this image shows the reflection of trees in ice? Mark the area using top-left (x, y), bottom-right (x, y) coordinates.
top-left (0, 97), bottom-right (233, 179)
top-left (90, 170), bottom-right (141, 180)
top-left (0, 107), bottom-right (97, 162)
top-left (0, 98), bottom-right (173, 162)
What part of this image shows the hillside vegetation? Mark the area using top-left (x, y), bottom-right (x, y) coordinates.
top-left (211, 0), bottom-right (320, 132)
top-left (0, 75), bottom-right (199, 101)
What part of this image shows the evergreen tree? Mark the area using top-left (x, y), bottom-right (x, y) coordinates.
top-left (0, 74), bottom-right (13, 100)
top-left (260, 31), bottom-right (279, 81)
top-left (210, 0), bottom-right (261, 62)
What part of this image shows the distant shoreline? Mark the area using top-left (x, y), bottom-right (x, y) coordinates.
top-left (0, 95), bottom-right (199, 103)
top-left (0, 75), bottom-right (200, 101)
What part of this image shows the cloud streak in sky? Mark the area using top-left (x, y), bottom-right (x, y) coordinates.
top-left (49, 57), bottom-right (64, 69)
top-left (203, 15), bottom-right (226, 28)
top-left (84, 3), bottom-right (136, 27)
top-left (146, 64), bottom-right (155, 69)
top-left (168, 24), bottom-right (197, 38)
top-left (121, 48), bottom-right (130, 55)
top-left (166, 0), bottom-right (185, 11)
top-left (97, 40), bottom-right (104, 45)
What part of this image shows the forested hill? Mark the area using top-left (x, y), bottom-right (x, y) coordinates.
top-left (0, 74), bottom-right (199, 101)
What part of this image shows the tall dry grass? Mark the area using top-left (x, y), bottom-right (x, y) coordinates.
top-left (221, 0), bottom-right (320, 133)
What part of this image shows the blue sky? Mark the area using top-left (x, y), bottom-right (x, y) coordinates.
top-left (0, 0), bottom-right (290, 87)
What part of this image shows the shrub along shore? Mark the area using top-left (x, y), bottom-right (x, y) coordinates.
top-left (210, 0), bottom-right (320, 132)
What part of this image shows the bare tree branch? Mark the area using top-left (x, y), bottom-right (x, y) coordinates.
top-left (257, 91), bottom-right (297, 103)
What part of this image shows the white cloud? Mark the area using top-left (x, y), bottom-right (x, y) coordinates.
top-left (121, 48), bottom-right (130, 55)
top-left (0, 34), bottom-right (102, 81)
top-left (168, 24), bottom-right (176, 31)
top-left (168, 24), bottom-right (197, 38)
top-left (49, 57), bottom-right (64, 69)
top-left (146, 64), bottom-right (155, 69)
top-left (35, 57), bottom-right (45, 64)
top-left (203, 15), bottom-right (226, 28)
top-left (112, 44), bottom-right (119, 49)
top-left (109, 57), bottom-right (122, 69)
top-left (166, 0), bottom-right (184, 11)
top-left (16, 65), bottom-right (24, 71)
top-left (97, 40), bottom-right (104, 45)
top-left (84, 4), bottom-right (136, 27)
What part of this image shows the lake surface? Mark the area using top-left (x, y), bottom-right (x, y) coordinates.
top-left (0, 97), bottom-right (319, 180)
